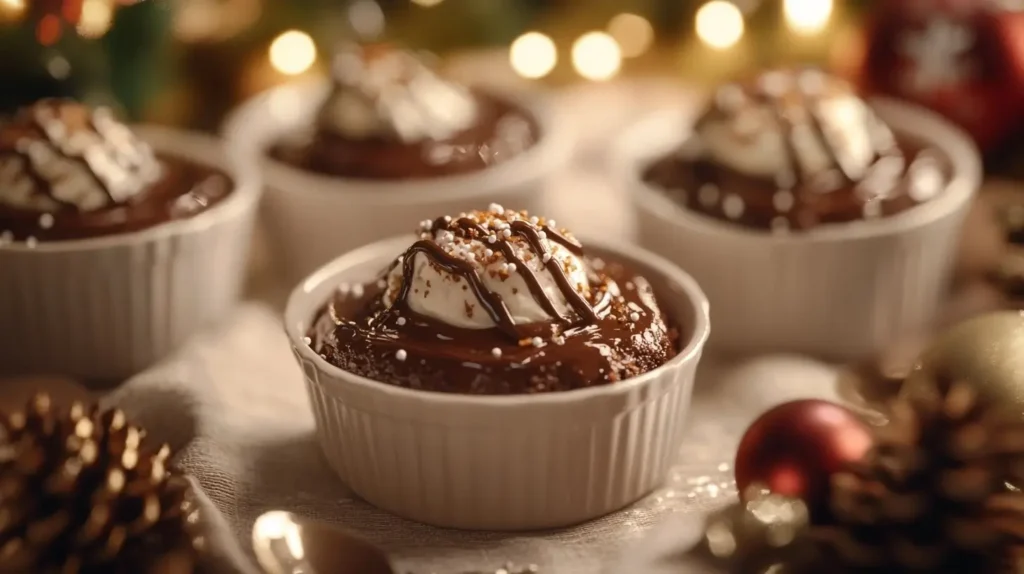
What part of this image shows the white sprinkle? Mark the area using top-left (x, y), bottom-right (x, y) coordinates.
top-left (444, 215), bottom-right (452, 222)
top-left (397, 317), bottom-right (407, 326)
top-left (39, 213), bottom-right (55, 229)
top-left (531, 337), bottom-right (543, 347)
top-left (625, 281), bottom-right (635, 290)
top-left (395, 349), bottom-right (407, 361)
top-left (722, 194), bottom-right (745, 220)
top-left (771, 217), bottom-right (791, 234)
top-left (397, 255), bottom-right (404, 264)
top-left (554, 335), bottom-right (565, 345)
top-left (698, 184), bottom-right (720, 207)
top-left (491, 347), bottom-right (502, 358)
top-left (502, 229), bottom-right (512, 239)
top-left (303, 336), bottom-right (312, 345)
top-left (592, 258), bottom-right (606, 271)
top-left (464, 251), bottom-right (476, 261)
top-left (351, 284), bottom-right (365, 298)
top-left (537, 231), bottom-right (547, 240)
top-left (547, 220), bottom-right (556, 228)
top-left (25, 236), bottom-right (37, 248)
top-left (489, 203), bottom-right (504, 214)
top-left (773, 191), bottom-right (795, 212)
top-left (629, 312), bottom-right (640, 321)
top-left (488, 235), bottom-right (497, 244)
top-left (484, 248), bottom-right (494, 257)
top-left (338, 283), bottom-right (351, 294)
top-left (507, 263), bottom-right (517, 273)
top-left (542, 253), bottom-right (552, 263)
top-left (863, 201), bottom-right (882, 219)
top-left (529, 216), bottom-right (539, 225)
top-left (376, 279), bottom-right (387, 289)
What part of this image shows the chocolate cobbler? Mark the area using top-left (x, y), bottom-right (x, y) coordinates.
top-left (0, 99), bottom-right (232, 244)
top-left (643, 69), bottom-right (950, 233)
top-left (272, 43), bottom-right (540, 180)
top-left (308, 205), bottom-right (681, 395)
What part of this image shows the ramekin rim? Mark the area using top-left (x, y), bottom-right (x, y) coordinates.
top-left (284, 234), bottom-right (711, 407)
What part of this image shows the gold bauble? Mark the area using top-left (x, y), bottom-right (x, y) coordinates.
top-left (903, 311), bottom-right (1024, 422)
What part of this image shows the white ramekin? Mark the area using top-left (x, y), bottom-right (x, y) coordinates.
top-left (0, 126), bottom-right (260, 381)
top-left (284, 235), bottom-right (710, 530)
top-left (223, 80), bottom-right (574, 284)
top-left (619, 98), bottom-right (982, 360)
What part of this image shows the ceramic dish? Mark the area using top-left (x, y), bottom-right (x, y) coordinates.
top-left (619, 98), bottom-right (981, 360)
top-left (284, 235), bottom-right (709, 530)
top-left (0, 126), bottom-right (260, 380)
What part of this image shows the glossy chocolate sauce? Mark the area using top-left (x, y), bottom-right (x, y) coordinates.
top-left (0, 100), bottom-right (232, 243)
top-left (309, 214), bottom-right (680, 395)
top-left (643, 70), bottom-right (950, 233)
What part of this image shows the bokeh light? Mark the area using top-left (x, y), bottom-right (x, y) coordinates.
top-left (411, 0), bottom-right (444, 6)
top-left (509, 32), bottom-right (557, 79)
top-left (571, 31), bottom-right (622, 81)
top-left (696, 1), bottom-right (744, 50)
top-left (783, 0), bottom-right (833, 35)
top-left (348, 0), bottom-right (385, 38)
top-left (77, 0), bottom-right (114, 39)
top-left (607, 13), bottom-right (654, 59)
top-left (269, 30), bottom-right (317, 76)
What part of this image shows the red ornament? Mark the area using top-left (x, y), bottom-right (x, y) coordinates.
top-left (845, 0), bottom-right (1024, 155)
top-left (734, 400), bottom-right (872, 520)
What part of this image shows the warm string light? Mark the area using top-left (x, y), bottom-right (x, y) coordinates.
top-left (77, 0), bottom-right (114, 39)
top-left (0, 0), bottom-right (25, 21)
top-left (269, 30), bottom-right (317, 76)
top-left (571, 31), bottom-right (622, 81)
top-left (696, 1), bottom-right (745, 50)
top-left (783, 0), bottom-right (833, 35)
top-left (509, 32), bottom-right (557, 79)
top-left (607, 13), bottom-right (653, 58)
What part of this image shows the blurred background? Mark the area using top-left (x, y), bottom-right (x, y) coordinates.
top-left (4, 0), bottom-right (1024, 176)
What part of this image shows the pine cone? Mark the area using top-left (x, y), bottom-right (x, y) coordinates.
top-left (0, 395), bottom-right (203, 574)
top-left (812, 374), bottom-right (1024, 573)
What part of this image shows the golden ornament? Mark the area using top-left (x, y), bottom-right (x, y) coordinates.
top-left (903, 311), bottom-right (1024, 422)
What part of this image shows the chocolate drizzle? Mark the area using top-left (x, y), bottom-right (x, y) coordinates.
top-left (389, 215), bottom-right (599, 341)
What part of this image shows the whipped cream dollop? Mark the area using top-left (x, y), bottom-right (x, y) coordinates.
top-left (383, 205), bottom-right (597, 332)
top-left (695, 69), bottom-right (897, 186)
top-left (317, 43), bottom-right (480, 144)
top-left (0, 100), bottom-right (163, 213)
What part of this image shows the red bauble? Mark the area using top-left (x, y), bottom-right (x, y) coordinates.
top-left (734, 400), bottom-right (872, 519)
top-left (845, 0), bottom-right (1024, 154)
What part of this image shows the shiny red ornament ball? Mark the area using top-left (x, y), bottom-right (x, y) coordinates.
top-left (734, 400), bottom-right (872, 520)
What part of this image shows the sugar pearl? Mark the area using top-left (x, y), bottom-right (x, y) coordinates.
top-left (542, 253), bottom-right (552, 263)
top-left (397, 317), bottom-right (407, 326)
top-left (39, 213), bottom-right (54, 229)
top-left (351, 284), bottom-right (365, 298)
top-left (698, 184), bottom-right (719, 207)
top-left (537, 231), bottom-right (547, 240)
top-left (502, 229), bottom-right (512, 239)
top-left (25, 236), bottom-right (37, 248)
top-left (629, 312), bottom-right (640, 322)
top-left (491, 347), bottom-right (502, 358)
top-left (773, 191), bottom-right (794, 213)
top-left (488, 235), bottom-right (497, 244)
top-left (489, 203), bottom-right (504, 214)
top-left (722, 194), bottom-right (745, 220)
top-left (395, 349), bottom-right (408, 361)
top-left (302, 336), bottom-right (312, 345)
top-left (531, 337), bottom-right (543, 347)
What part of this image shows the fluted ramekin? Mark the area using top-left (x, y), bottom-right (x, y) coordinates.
top-left (224, 80), bottom-right (573, 284)
top-left (284, 235), bottom-right (710, 530)
top-left (619, 98), bottom-right (981, 360)
top-left (0, 126), bottom-right (260, 381)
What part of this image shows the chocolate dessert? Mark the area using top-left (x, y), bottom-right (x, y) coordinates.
top-left (643, 69), bottom-right (950, 233)
top-left (0, 99), bottom-right (232, 243)
top-left (272, 44), bottom-right (539, 180)
top-left (308, 205), bottom-right (680, 395)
